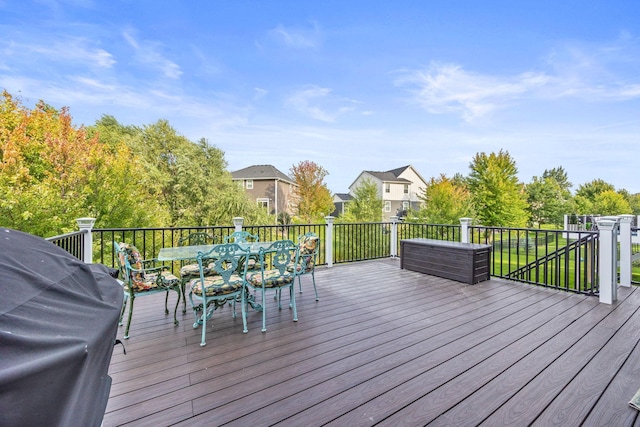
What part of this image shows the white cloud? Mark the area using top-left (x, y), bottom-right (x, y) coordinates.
top-left (268, 22), bottom-right (321, 49)
top-left (1, 36), bottom-right (115, 69)
top-left (122, 30), bottom-right (182, 79)
top-left (396, 36), bottom-right (640, 122)
top-left (395, 63), bottom-right (550, 122)
top-left (286, 85), bottom-right (357, 122)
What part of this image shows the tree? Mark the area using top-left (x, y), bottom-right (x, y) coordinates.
top-left (526, 168), bottom-right (572, 228)
top-left (467, 150), bottom-right (529, 227)
top-left (592, 190), bottom-right (631, 215)
top-left (340, 178), bottom-right (383, 222)
top-left (542, 166), bottom-right (572, 192)
top-left (0, 91), bottom-right (156, 235)
top-left (87, 116), bottom-right (168, 228)
top-left (412, 174), bottom-right (474, 224)
top-left (575, 179), bottom-right (615, 203)
top-left (627, 193), bottom-right (640, 215)
top-left (289, 160), bottom-right (334, 223)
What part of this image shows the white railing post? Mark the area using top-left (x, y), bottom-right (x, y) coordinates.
top-left (390, 216), bottom-right (399, 258)
top-left (460, 218), bottom-right (473, 243)
top-left (324, 216), bottom-right (334, 268)
top-left (233, 217), bottom-right (244, 232)
top-left (618, 214), bottom-right (634, 288)
top-left (76, 217), bottom-right (96, 264)
top-left (596, 217), bottom-right (619, 304)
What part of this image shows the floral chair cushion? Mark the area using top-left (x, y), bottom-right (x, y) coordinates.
top-left (300, 236), bottom-right (318, 254)
top-left (287, 236), bottom-right (318, 274)
top-left (189, 275), bottom-right (244, 297)
top-left (246, 269), bottom-right (294, 289)
top-left (118, 243), bottom-right (178, 292)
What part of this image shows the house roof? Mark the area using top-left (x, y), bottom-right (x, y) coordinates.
top-left (333, 193), bottom-right (354, 202)
top-left (365, 170), bottom-right (412, 183)
top-left (350, 165), bottom-right (413, 189)
top-left (231, 165), bottom-right (296, 185)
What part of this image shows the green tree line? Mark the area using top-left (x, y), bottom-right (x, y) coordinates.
top-left (342, 150), bottom-right (640, 228)
top-left (0, 91), bottom-right (274, 236)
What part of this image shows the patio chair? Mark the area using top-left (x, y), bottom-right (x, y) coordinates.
top-left (245, 240), bottom-right (299, 332)
top-left (224, 230), bottom-right (261, 271)
top-left (187, 243), bottom-right (250, 346)
top-left (289, 232), bottom-right (320, 301)
top-left (177, 232), bottom-right (215, 313)
top-left (113, 241), bottom-right (181, 339)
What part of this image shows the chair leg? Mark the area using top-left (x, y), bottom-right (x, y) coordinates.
top-left (173, 289), bottom-right (180, 326)
top-left (261, 288), bottom-right (267, 332)
top-left (200, 296), bottom-right (208, 347)
top-left (118, 293), bottom-right (127, 326)
top-left (164, 291), bottom-right (170, 315)
top-left (290, 284), bottom-right (298, 322)
top-left (124, 295), bottom-right (135, 339)
top-left (242, 290), bottom-right (248, 334)
top-left (311, 272), bottom-right (319, 301)
top-left (180, 282), bottom-right (188, 314)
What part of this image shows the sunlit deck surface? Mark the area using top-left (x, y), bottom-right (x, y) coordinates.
top-left (105, 258), bottom-right (640, 426)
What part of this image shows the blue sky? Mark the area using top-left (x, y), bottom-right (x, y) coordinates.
top-left (2, 0), bottom-right (640, 194)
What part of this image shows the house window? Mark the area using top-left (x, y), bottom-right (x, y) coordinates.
top-left (246, 180), bottom-right (253, 190)
top-left (404, 184), bottom-right (409, 194)
top-left (384, 201), bottom-right (391, 212)
top-left (385, 183), bottom-right (390, 193)
top-left (257, 198), bottom-right (269, 210)
top-left (402, 201), bottom-right (410, 210)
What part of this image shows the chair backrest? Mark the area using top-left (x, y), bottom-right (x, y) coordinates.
top-left (298, 232), bottom-right (319, 255)
top-left (196, 243), bottom-right (250, 283)
top-left (178, 232), bottom-right (214, 247)
top-left (224, 231), bottom-right (259, 244)
top-left (297, 233), bottom-right (319, 272)
top-left (113, 241), bottom-right (145, 286)
top-left (259, 240), bottom-right (298, 275)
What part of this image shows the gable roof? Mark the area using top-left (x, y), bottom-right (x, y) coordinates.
top-left (231, 165), bottom-right (296, 185)
top-left (349, 165), bottom-right (413, 189)
top-left (333, 193), bottom-right (354, 202)
top-left (364, 170), bottom-right (412, 184)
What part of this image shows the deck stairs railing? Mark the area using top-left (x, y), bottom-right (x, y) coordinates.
top-left (505, 232), bottom-right (598, 294)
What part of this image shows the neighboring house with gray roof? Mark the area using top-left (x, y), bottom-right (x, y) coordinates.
top-left (231, 165), bottom-right (298, 217)
top-left (348, 165), bottom-right (427, 221)
top-left (332, 193), bottom-right (354, 217)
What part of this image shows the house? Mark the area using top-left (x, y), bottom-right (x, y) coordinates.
top-left (231, 165), bottom-right (298, 217)
top-left (347, 165), bottom-right (427, 221)
top-left (331, 193), bottom-right (353, 217)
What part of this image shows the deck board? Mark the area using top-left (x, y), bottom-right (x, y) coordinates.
top-left (103, 258), bottom-right (640, 426)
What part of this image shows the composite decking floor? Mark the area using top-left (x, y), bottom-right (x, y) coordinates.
top-left (104, 258), bottom-right (640, 427)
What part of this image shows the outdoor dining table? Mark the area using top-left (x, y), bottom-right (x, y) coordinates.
top-left (157, 242), bottom-right (272, 262)
top-left (157, 241), bottom-right (273, 311)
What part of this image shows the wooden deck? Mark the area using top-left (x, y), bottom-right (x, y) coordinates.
top-left (104, 258), bottom-right (640, 426)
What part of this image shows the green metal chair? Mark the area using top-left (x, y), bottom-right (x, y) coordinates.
top-left (113, 241), bottom-right (181, 339)
top-left (187, 243), bottom-right (250, 346)
top-left (245, 240), bottom-right (299, 332)
top-left (289, 232), bottom-right (320, 301)
top-left (177, 232), bottom-right (215, 313)
top-left (224, 230), bottom-right (261, 270)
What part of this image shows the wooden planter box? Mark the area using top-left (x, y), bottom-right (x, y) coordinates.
top-left (400, 238), bottom-right (491, 285)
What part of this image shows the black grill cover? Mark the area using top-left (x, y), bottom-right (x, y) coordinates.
top-left (0, 228), bottom-right (123, 427)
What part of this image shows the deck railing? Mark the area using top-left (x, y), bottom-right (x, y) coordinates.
top-left (46, 230), bottom-right (87, 262)
top-left (46, 215), bottom-right (639, 303)
top-left (468, 226), bottom-right (599, 294)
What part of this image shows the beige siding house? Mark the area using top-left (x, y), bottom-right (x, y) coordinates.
top-left (348, 165), bottom-right (427, 221)
top-left (231, 165), bottom-right (298, 217)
